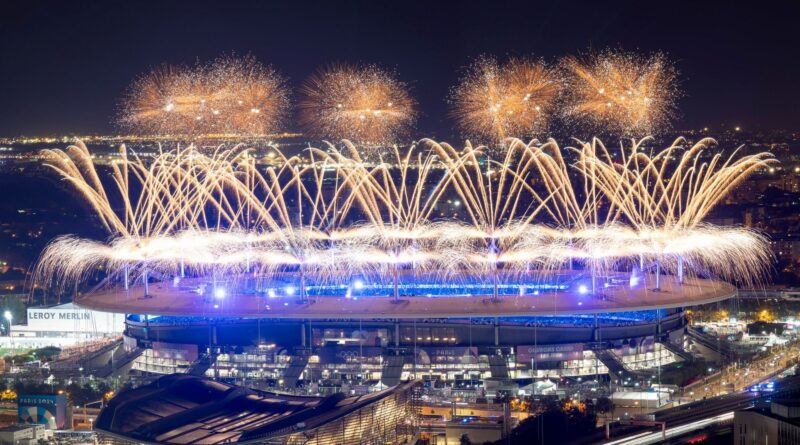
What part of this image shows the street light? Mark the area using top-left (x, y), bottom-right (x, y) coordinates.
top-left (3, 311), bottom-right (12, 349)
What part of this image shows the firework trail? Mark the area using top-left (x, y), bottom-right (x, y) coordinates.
top-left (35, 137), bottom-right (774, 298)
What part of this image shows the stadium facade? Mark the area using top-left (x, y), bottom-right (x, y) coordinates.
top-left (79, 270), bottom-right (733, 395)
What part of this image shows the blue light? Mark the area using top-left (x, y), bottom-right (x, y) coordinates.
top-left (353, 279), bottom-right (365, 290)
top-left (285, 286), bottom-right (296, 296)
top-left (267, 289), bottom-right (277, 298)
top-left (214, 287), bottom-right (226, 299)
top-left (578, 285), bottom-right (589, 295)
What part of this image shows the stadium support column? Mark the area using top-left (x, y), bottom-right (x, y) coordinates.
top-left (395, 321), bottom-right (400, 348)
top-left (143, 268), bottom-right (149, 296)
top-left (655, 263), bottom-right (661, 290)
top-left (490, 238), bottom-right (499, 302)
top-left (494, 318), bottom-right (499, 347)
top-left (502, 402), bottom-right (511, 440)
top-left (211, 321), bottom-right (217, 345)
top-left (677, 257), bottom-right (684, 284)
top-left (180, 258), bottom-right (185, 278)
top-left (300, 261), bottom-right (307, 303)
top-left (123, 264), bottom-right (129, 290)
top-left (301, 321), bottom-right (306, 347)
top-left (393, 262), bottom-right (400, 303)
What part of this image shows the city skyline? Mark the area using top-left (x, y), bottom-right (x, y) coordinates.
top-left (3, 3), bottom-right (800, 444)
top-left (1, 0), bottom-right (799, 137)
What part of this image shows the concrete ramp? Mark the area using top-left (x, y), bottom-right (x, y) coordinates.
top-left (658, 340), bottom-right (694, 362)
top-left (187, 353), bottom-right (217, 377)
top-left (380, 355), bottom-right (406, 387)
top-left (97, 347), bottom-right (144, 378)
top-left (686, 327), bottom-right (734, 361)
top-left (283, 355), bottom-right (309, 387)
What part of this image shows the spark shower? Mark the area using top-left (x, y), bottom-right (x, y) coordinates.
top-left (35, 136), bottom-right (774, 302)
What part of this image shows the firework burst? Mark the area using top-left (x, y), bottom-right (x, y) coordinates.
top-left (299, 64), bottom-right (416, 148)
top-left (118, 55), bottom-right (290, 137)
top-left (450, 56), bottom-right (562, 144)
top-left (562, 50), bottom-right (679, 136)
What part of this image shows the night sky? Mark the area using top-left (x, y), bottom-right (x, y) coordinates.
top-left (1, 0), bottom-right (798, 136)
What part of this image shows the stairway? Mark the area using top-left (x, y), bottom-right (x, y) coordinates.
top-left (594, 349), bottom-right (636, 380)
top-left (488, 355), bottom-right (509, 379)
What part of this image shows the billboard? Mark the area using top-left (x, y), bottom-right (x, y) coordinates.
top-left (18, 394), bottom-right (67, 430)
top-left (316, 346), bottom-right (383, 364)
top-left (152, 341), bottom-right (199, 362)
top-left (26, 303), bottom-right (124, 334)
top-left (416, 347), bottom-right (478, 365)
top-left (516, 344), bottom-right (584, 364)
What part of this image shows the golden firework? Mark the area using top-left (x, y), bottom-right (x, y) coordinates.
top-left (118, 55), bottom-right (290, 137)
top-left (299, 64), bottom-right (416, 147)
top-left (562, 50), bottom-right (679, 136)
top-left (35, 137), bottom-right (775, 298)
top-left (450, 56), bottom-right (561, 143)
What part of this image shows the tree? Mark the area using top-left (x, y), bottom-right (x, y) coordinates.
top-left (595, 396), bottom-right (613, 417)
top-left (485, 401), bottom-right (598, 445)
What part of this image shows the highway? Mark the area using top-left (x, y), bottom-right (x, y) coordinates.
top-left (599, 374), bottom-right (800, 444)
top-left (605, 412), bottom-right (734, 445)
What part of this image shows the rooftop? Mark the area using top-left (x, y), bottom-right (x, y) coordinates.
top-left (95, 374), bottom-right (416, 444)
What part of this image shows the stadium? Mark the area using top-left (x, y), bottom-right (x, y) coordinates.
top-left (33, 136), bottom-right (772, 399)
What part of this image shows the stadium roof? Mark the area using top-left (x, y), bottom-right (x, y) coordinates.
top-left (95, 374), bottom-right (415, 444)
top-left (77, 273), bottom-right (736, 319)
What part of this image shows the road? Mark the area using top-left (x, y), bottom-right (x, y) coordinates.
top-left (682, 338), bottom-right (800, 401)
top-left (604, 412), bottom-right (734, 445)
top-left (599, 371), bottom-right (800, 444)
